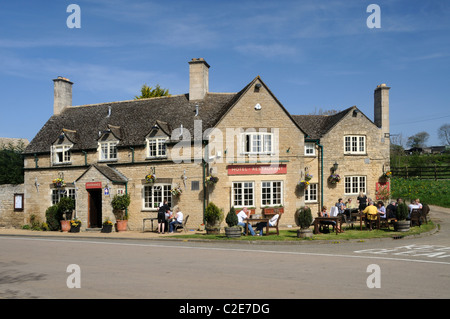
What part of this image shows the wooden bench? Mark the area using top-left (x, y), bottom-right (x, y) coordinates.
top-left (173, 215), bottom-right (189, 233)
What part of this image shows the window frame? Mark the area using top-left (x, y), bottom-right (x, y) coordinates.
top-left (304, 183), bottom-right (318, 202)
top-left (143, 184), bottom-right (172, 210)
top-left (344, 135), bottom-right (366, 155)
top-left (232, 181), bottom-right (255, 208)
top-left (242, 132), bottom-right (274, 155)
top-left (344, 176), bottom-right (366, 195)
top-left (304, 142), bottom-right (316, 156)
top-left (52, 144), bottom-right (72, 165)
top-left (51, 188), bottom-right (76, 206)
top-left (99, 141), bottom-right (118, 161)
top-left (261, 180), bottom-right (283, 207)
top-left (147, 137), bottom-right (168, 158)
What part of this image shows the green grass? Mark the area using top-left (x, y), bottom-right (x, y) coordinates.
top-left (170, 221), bottom-right (435, 241)
top-left (391, 177), bottom-right (450, 208)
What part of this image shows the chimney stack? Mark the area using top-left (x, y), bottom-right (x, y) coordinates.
top-left (188, 58), bottom-right (209, 101)
top-left (53, 76), bottom-right (73, 115)
top-left (374, 83), bottom-right (390, 139)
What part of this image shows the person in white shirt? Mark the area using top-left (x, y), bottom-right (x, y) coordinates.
top-left (255, 214), bottom-right (279, 236)
top-left (168, 206), bottom-right (183, 233)
top-left (237, 207), bottom-right (256, 236)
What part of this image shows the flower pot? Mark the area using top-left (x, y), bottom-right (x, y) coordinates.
top-left (101, 224), bottom-right (113, 233)
top-left (225, 226), bottom-right (241, 238)
top-left (205, 226), bottom-right (220, 235)
top-left (297, 228), bottom-right (313, 238)
top-left (70, 225), bottom-right (80, 233)
top-left (394, 220), bottom-right (410, 232)
top-left (116, 220), bottom-right (128, 232)
top-left (61, 220), bottom-right (71, 232)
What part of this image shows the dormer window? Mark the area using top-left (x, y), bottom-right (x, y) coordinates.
top-left (52, 145), bottom-right (72, 164)
top-left (147, 137), bottom-right (167, 158)
top-left (99, 141), bottom-right (118, 161)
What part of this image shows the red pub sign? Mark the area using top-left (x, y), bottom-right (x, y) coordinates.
top-left (85, 182), bottom-right (102, 189)
top-left (227, 164), bottom-right (287, 175)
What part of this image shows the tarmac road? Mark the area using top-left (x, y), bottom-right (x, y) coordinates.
top-left (0, 205), bottom-right (449, 299)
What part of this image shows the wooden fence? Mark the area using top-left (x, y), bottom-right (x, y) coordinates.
top-left (391, 166), bottom-right (450, 180)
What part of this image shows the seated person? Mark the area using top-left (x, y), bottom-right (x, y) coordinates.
top-left (363, 201), bottom-right (378, 230)
top-left (415, 198), bottom-right (423, 209)
top-left (335, 198), bottom-right (346, 215)
top-left (168, 206), bottom-right (183, 233)
top-left (255, 214), bottom-right (279, 236)
top-left (377, 201), bottom-right (386, 219)
top-left (408, 200), bottom-right (421, 219)
top-left (237, 207), bottom-right (256, 236)
top-left (386, 201), bottom-right (397, 219)
top-left (318, 206), bottom-right (343, 233)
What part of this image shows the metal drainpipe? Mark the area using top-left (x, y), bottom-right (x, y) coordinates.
top-left (202, 141), bottom-right (208, 223)
top-left (306, 139), bottom-right (324, 209)
top-left (125, 181), bottom-right (128, 218)
top-left (129, 147), bottom-right (134, 163)
top-left (82, 151), bottom-right (87, 166)
top-left (34, 153), bottom-right (38, 168)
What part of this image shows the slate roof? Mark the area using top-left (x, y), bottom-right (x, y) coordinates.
top-left (75, 164), bottom-right (128, 183)
top-left (24, 92), bottom-right (236, 154)
top-left (291, 106), bottom-right (357, 139)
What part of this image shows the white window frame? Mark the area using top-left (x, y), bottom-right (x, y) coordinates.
top-left (143, 184), bottom-right (172, 210)
top-left (344, 176), bottom-right (366, 195)
top-left (51, 188), bottom-right (76, 206)
top-left (242, 133), bottom-right (273, 155)
top-left (344, 135), bottom-right (366, 154)
top-left (304, 183), bottom-right (318, 202)
top-left (147, 137), bottom-right (168, 158)
top-left (232, 181), bottom-right (255, 208)
top-left (52, 145), bottom-right (72, 164)
top-left (99, 141), bottom-right (118, 161)
top-left (304, 142), bottom-right (316, 156)
top-left (261, 181), bottom-right (283, 206)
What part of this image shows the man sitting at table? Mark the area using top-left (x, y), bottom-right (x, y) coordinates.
top-left (168, 205), bottom-right (183, 233)
top-left (363, 201), bottom-right (378, 230)
top-left (237, 207), bottom-right (256, 236)
top-left (255, 214), bottom-right (279, 236)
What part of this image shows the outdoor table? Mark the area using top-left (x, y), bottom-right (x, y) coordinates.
top-left (142, 217), bottom-right (158, 232)
top-left (244, 218), bottom-right (269, 236)
top-left (313, 216), bottom-right (342, 235)
top-left (351, 212), bottom-right (365, 230)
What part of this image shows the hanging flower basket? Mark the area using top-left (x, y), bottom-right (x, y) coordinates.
top-left (382, 171), bottom-right (392, 179)
top-left (328, 174), bottom-right (341, 184)
top-left (205, 175), bottom-right (219, 186)
top-left (298, 180), bottom-right (310, 188)
top-left (145, 173), bottom-right (156, 184)
top-left (171, 186), bottom-right (182, 196)
top-left (52, 178), bottom-right (66, 188)
top-left (304, 173), bottom-right (313, 181)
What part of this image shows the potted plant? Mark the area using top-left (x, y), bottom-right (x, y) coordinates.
top-left (69, 219), bottom-right (81, 233)
top-left (101, 218), bottom-right (114, 233)
top-left (58, 197), bottom-right (75, 232)
top-left (111, 193), bottom-right (130, 232)
top-left (295, 206), bottom-right (313, 238)
top-left (224, 207), bottom-right (241, 238)
top-left (204, 202), bottom-right (224, 235)
top-left (394, 202), bottom-right (410, 232)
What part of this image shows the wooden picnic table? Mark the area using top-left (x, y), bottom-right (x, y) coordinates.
top-left (313, 216), bottom-right (342, 235)
top-left (244, 218), bottom-right (269, 236)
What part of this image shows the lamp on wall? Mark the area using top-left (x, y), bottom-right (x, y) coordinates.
top-left (332, 161), bottom-right (339, 172)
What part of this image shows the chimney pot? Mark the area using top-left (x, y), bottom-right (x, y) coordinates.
top-left (189, 58), bottom-right (210, 101)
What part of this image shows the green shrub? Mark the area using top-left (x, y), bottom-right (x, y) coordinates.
top-left (396, 202), bottom-right (409, 220)
top-left (204, 202), bottom-right (224, 227)
top-left (58, 197), bottom-right (75, 220)
top-left (295, 206), bottom-right (313, 229)
top-left (45, 205), bottom-right (62, 231)
top-left (225, 207), bottom-right (238, 227)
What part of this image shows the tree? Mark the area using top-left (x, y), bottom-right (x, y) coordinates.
top-left (438, 123), bottom-right (450, 145)
top-left (406, 131), bottom-right (429, 148)
top-left (0, 142), bottom-right (25, 184)
top-left (134, 84), bottom-right (170, 99)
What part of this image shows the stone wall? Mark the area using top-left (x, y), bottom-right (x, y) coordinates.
top-left (0, 184), bottom-right (25, 228)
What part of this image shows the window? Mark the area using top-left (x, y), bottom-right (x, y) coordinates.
top-left (344, 136), bottom-right (366, 154)
top-left (52, 145), bottom-right (71, 164)
top-left (261, 181), bottom-right (283, 206)
top-left (305, 183), bottom-right (318, 202)
top-left (99, 141), bottom-right (118, 160)
top-left (304, 143), bottom-right (316, 156)
top-left (143, 184), bottom-right (172, 209)
top-left (147, 138), bottom-right (167, 158)
top-left (232, 182), bottom-right (254, 207)
top-left (242, 133), bottom-right (273, 154)
top-left (52, 188), bottom-right (76, 206)
top-left (344, 176), bottom-right (366, 195)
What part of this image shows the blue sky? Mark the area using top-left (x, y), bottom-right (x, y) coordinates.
top-left (1, 0), bottom-right (449, 147)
